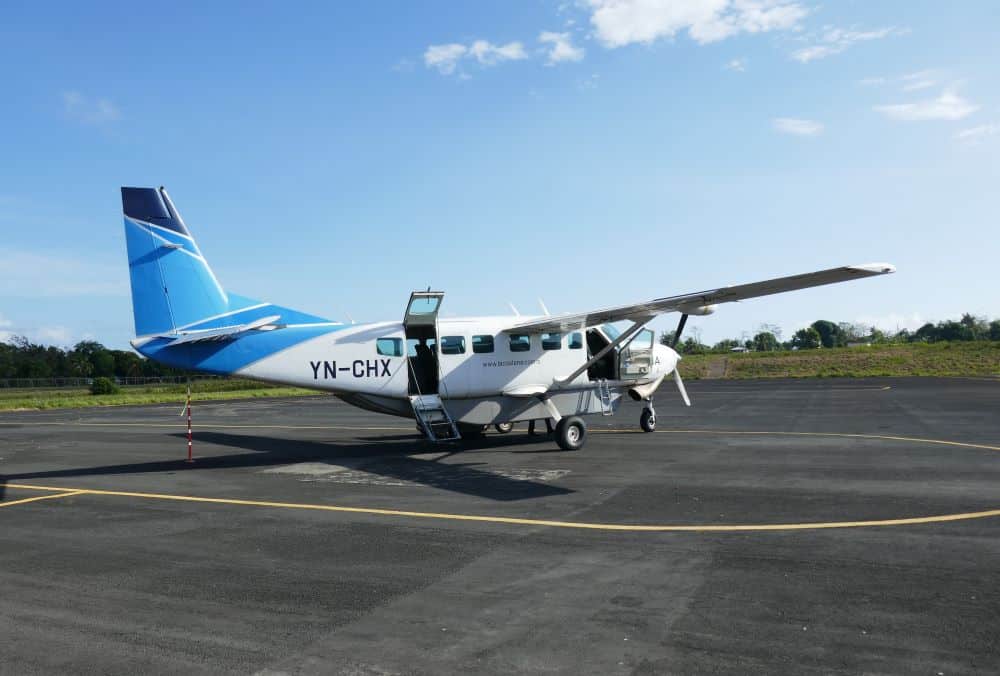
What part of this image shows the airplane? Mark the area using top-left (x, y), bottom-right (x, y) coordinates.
top-left (122, 186), bottom-right (895, 451)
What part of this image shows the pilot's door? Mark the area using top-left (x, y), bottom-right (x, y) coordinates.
top-left (403, 291), bottom-right (443, 395)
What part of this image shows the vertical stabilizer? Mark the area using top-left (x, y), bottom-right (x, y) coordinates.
top-left (121, 187), bottom-right (228, 336)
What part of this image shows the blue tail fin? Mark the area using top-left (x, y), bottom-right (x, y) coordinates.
top-left (122, 187), bottom-right (229, 336)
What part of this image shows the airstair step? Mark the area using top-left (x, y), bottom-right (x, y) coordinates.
top-left (409, 394), bottom-right (461, 442)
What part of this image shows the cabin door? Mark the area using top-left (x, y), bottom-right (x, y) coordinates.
top-left (403, 291), bottom-right (444, 395)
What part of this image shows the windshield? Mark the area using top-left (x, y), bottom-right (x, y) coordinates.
top-left (601, 323), bottom-right (621, 341)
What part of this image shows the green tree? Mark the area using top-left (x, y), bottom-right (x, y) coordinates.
top-left (937, 321), bottom-right (974, 342)
top-left (913, 322), bottom-right (938, 342)
top-left (752, 331), bottom-right (779, 352)
top-left (712, 339), bottom-right (742, 352)
top-left (810, 320), bottom-right (843, 348)
top-left (990, 320), bottom-right (1000, 341)
top-left (791, 327), bottom-right (821, 349)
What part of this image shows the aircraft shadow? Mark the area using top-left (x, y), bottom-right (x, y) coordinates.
top-left (0, 431), bottom-right (574, 503)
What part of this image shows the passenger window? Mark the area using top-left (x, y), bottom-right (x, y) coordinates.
top-left (472, 335), bottom-right (494, 354)
top-left (376, 337), bottom-right (403, 357)
top-left (440, 336), bottom-right (466, 355)
top-left (509, 334), bottom-right (531, 352)
top-left (542, 333), bottom-right (562, 350)
top-left (568, 332), bottom-right (583, 350)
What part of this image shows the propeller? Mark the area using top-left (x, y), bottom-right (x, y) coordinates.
top-left (673, 367), bottom-right (691, 406)
top-left (671, 313), bottom-right (689, 348)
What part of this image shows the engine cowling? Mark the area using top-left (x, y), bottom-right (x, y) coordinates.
top-left (626, 344), bottom-right (679, 400)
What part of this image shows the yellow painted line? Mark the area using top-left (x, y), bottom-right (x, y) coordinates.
top-left (3, 483), bottom-right (999, 532)
top-left (0, 419), bottom-right (995, 451)
top-left (577, 428), bottom-right (1000, 452)
top-left (0, 490), bottom-right (85, 508)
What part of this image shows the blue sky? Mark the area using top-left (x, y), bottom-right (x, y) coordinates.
top-left (1, 1), bottom-right (997, 349)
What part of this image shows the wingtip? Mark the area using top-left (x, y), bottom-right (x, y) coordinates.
top-left (851, 262), bottom-right (896, 275)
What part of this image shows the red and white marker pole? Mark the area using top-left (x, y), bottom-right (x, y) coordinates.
top-left (185, 384), bottom-right (194, 463)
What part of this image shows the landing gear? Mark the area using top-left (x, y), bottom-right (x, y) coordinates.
top-left (457, 422), bottom-right (488, 439)
top-left (555, 416), bottom-right (587, 451)
top-left (640, 407), bottom-right (656, 433)
top-left (528, 419), bottom-right (555, 436)
top-left (639, 396), bottom-right (656, 433)
top-left (494, 422), bottom-right (514, 434)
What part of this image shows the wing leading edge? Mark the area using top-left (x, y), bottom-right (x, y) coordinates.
top-left (504, 263), bottom-right (896, 334)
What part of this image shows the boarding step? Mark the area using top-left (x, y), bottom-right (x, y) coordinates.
top-left (596, 379), bottom-right (614, 416)
top-left (409, 394), bottom-right (461, 442)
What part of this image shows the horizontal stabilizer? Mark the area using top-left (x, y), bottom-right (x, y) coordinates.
top-left (158, 315), bottom-right (282, 345)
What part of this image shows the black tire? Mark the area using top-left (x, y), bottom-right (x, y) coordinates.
top-left (458, 423), bottom-right (488, 439)
top-left (494, 422), bottom-right (514, 434)
top-left (555, 416), bottom-right (587, 451)
top-left (640, 408), bottom-right (656, 433)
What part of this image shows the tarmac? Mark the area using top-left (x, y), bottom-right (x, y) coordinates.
top-left (1, 377), bottom-right (998, 675)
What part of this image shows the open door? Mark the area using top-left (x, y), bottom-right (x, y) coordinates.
top-left (403, 291), bottom-right (443, 395)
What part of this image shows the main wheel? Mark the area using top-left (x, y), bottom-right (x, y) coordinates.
top-left (640, 407), bottom-right (656, 433)
top-left (555, 416), bottom-right (587, 451)
top-left (494, 422), bottom-right (514, 434)
top-left (458, 423), bottom-right (488, 439)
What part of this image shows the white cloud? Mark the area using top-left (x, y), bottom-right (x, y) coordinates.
top-left (0, 313), bottom-right (75, 347)
top-left (792, 26), bottom-right (902, 63)
top-left (772, 117), bottom-right (824, 136)
top-left (955, 123), bottom-right (999, 143)
top-left (62, 91), bottom-right (121, 124)
top-left (0, 248), bottom-right (127, 298)
top-left (469, 40), bottom-right (527, 65)
top-left (424, 40), bottom-right (526, 75)
top-left (539, 31), bottom-right (585, 64)
top-left (724, 58), bottom-right (747, 72)
top-left (424, 43), bottom-right (469, 75)
top-left (900, 70), bottom-right (938, 92)
top-left (588, 0), bottom-right (807, 48)
top-left (858, 76), bottom-right (886, 87)
top-left (874, 89), bottom-right (979, 122)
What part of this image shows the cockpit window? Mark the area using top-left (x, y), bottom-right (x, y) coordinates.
top-left (568, 332), bottom-right (583, 349)
top-left (601, 323), bottom-right (621, 341)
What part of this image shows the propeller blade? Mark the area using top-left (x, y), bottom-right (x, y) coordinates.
top-left (674, 368), bottom-right (691, 407)
top-left (671, 314), bottom-right (689, 348)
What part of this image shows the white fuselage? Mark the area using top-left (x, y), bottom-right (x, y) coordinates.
top-left (237, 316), bottom-right (678, 425)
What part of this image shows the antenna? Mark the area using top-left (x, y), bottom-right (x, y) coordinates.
top-left (538, 298), bottom-right (551, 316)
top-left (508, 302), bottom-right (520, 317)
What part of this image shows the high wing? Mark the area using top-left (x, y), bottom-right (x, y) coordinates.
top-left (504, 263), bottom-right (895, 334)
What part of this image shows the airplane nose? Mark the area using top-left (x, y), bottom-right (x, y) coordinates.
top-left (655, 344), bottom-right (681, 374)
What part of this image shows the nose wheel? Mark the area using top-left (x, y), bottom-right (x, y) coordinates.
top-left (640, 402), bottom-right (656, 433)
